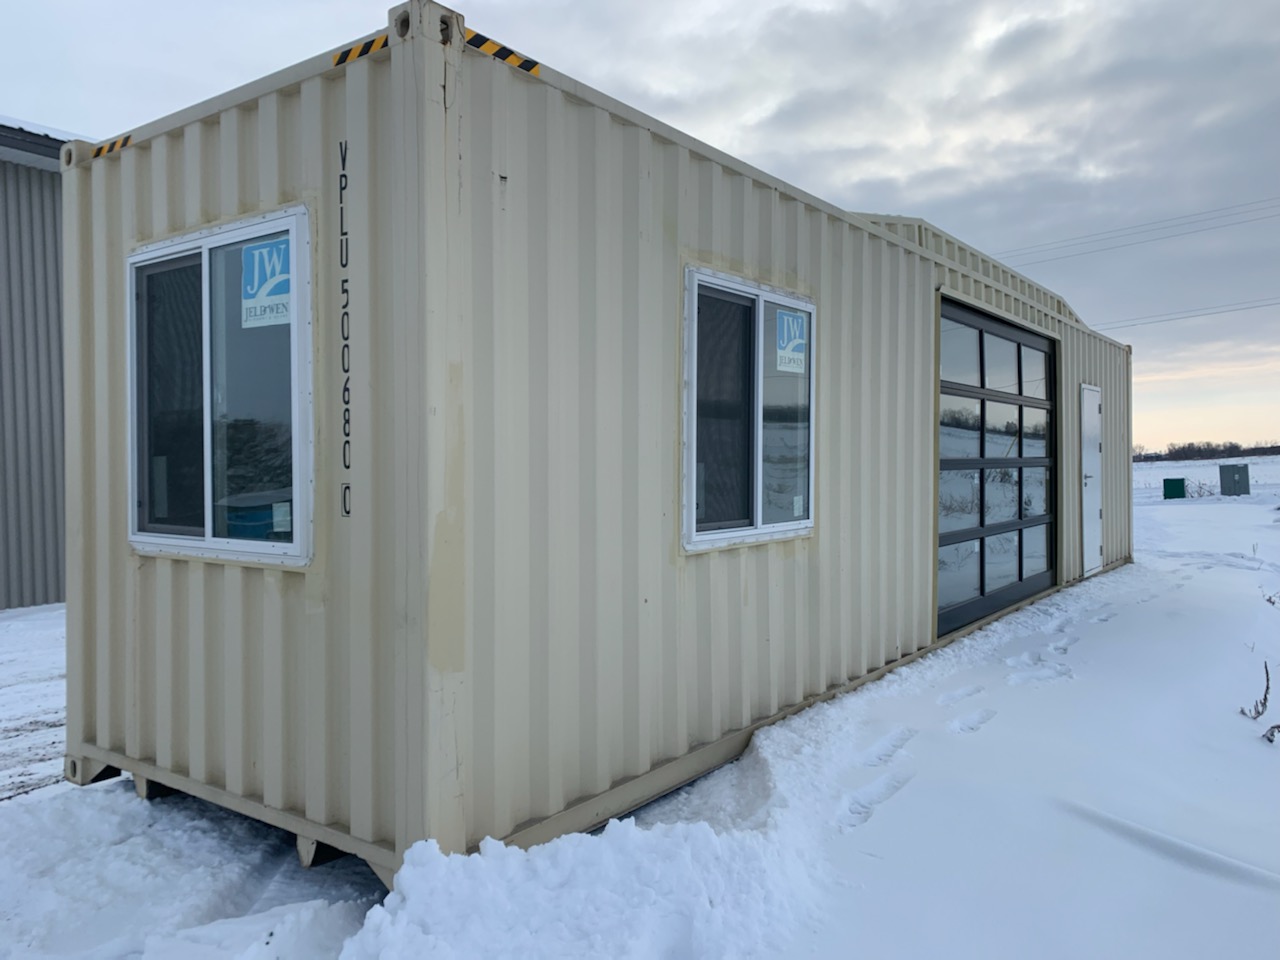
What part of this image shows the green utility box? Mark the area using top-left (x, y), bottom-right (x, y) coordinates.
top-left (1163, 478), bottom-right (1186, 500)
top-left (1219, 464), bottom-right (1251, 496)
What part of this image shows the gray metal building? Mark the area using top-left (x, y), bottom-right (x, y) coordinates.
top-left (1, 120), bottom-right (66, 610)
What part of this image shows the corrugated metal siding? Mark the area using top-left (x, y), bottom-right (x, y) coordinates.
top-left (1058, 324), bottom-right (1134, 579)
top-left (921, 225), bottom-right (1134, 585)
top-left (458, 52), bottom-right (936, 846)
top-left (65, 1), bottom-right (1130, 874)
top-left (64, 38), bottom-right (409, 867)
top-left (0, 158), bottom-right (64, 610)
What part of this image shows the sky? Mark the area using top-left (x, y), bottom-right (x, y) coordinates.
top-left (4, 0), bottom-right (1277, 450)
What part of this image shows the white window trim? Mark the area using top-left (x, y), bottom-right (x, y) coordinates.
top-left (126, 206), bottom-right (314, 566)
top-left (682, 266), bottom-right (816, 553)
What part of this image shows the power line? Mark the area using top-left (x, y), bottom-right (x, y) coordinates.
top-left (1004, 211), bottom-right (1280, 267)
top-left (1093, 295), bottom-right (1280, 327)
top-left (995, 195), bottom-right (1280, 257)
top-left (1003, 202), bottom-right (1280, 258)
top-left (1090, 299), bottom-right (1280, 332)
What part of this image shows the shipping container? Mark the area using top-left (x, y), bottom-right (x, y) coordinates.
top-left (62, 1), bottom-right (1133, 885)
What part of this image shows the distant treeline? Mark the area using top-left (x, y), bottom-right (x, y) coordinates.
top-left (1134, 441), bottom-right (1280, 462)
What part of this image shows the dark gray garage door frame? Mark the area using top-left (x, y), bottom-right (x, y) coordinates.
top-left (937, 300), bottom-right (1056, 636)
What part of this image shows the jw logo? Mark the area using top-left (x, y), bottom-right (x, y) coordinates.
top-left (241, 237), bottom-right (291, 328)
top-left (776, 309), bottom-right (807, 374)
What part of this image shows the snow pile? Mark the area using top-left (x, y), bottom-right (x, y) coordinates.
top-left (0, 603), bottom-right (66, 801)
top-left (345, 740), bottom-right (825, 959)
top-left (1, 455), bottom-right (1278, 958)
top-left (0, 782), bottom-right (381, 958)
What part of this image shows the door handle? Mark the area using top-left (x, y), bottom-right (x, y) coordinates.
top-left (1083, 473), bottom-right (1094, 480)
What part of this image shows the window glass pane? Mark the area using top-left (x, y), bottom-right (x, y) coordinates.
top-left (984, 532), bottom-right (1019, 593)
top-left (761, 301), bottom-right (811, 525)
top-left (210, 232), bottom-right (295, 542)
top-left (983, 467), bottom-right (1019, 525)
top-left (984, 334), bottom-right (1018, 394)
top-left (985, 401), bottom-right (1019, 458)
top-left (938, 540), bottom-right (980, 608)
top-left (939, 470), bottom-right (979, 533)
top-left (1021, 347), bottom-right (1046, 399)
top-left (940, 318), bottom-right (979, 386)
top-left (1023, 467), bottom-right (1048, 517)
top-left (696, 287), bottom-right (754, 530)
top-left (137, 256), bottom-right (205, 535)
top-left (1024, 407), bottom-right (1049, 458)
top-left (940, 394), bottom-right (981, 459)
top-left (1023, 524), bottom-right (1048, 576)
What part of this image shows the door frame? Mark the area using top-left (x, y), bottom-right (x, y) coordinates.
top-left (1080, 384), bottom-right (1103, 576)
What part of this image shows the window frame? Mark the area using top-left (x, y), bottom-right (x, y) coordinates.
top-left (126, 205), bottom-right (313, 566)
top-left (682, 266), bottom-right (816, 552)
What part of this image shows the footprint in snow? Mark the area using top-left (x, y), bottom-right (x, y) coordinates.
top-left (1047, 636), bottom-right (1078, 655)
top-left (1005, 651), bottom-right (1073, 685)
top-left (853, 726), bottom-right (918, 767)
top-left (1091, 611), bottom-right (1117, 623)
top-left (948, 708), bottom-right (997, 735)
top-left (839, 770), bottom-right (916, 829)
top-left (937, 685), bottom-right (985, 707)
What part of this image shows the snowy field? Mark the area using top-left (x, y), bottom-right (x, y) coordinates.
top-left (2, 456), bottom-right (1278, 958)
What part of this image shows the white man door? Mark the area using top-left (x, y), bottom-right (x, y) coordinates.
top-left (1081, 385), bottom-right (1103, 576)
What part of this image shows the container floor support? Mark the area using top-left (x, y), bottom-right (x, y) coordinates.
top-left (365, 860), bottom-right (396, 890)
top-left (134, 775), bottom-right (177, 800)
top-left (63, 755), bottom-right (119, 786)
top-left (296, 835), bottom-right (346, 869)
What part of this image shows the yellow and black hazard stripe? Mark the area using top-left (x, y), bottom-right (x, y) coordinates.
top-left (333, 33), bottom-right (389, 67)
top-left (464, 28), bottom-right (540, 76)
top-left (92, 134), bottom-right (131, 159)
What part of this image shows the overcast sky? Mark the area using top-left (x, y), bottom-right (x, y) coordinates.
top-left (5, 0), bottom-right (1276, 450)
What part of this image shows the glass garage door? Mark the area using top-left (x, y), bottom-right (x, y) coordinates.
top-left (937, 302), bottom-right (1055, 635)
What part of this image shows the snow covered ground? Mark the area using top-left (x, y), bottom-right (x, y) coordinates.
top-left (2, 456), bottom-right (1278, 958)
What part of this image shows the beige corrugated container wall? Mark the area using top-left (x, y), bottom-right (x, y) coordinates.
top-left (62, 1), bottom-right (1132, 883)
top-left (865, 216), bottom-right (1134, 579)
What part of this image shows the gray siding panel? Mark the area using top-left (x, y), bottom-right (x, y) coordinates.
top-left (0, 158), bottom-right (64, 609)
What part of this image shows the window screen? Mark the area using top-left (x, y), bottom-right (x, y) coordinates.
top-left (137, 255), bottom-right (204, 536)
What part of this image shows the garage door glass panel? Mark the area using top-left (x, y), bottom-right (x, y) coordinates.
top-left (941, 394), bottom-right (981, 458)
top-left (984, 532), bottom-right (1019, 592)
top-left (940, 470), bottom-right (980, 532)
top-left (939, 541), bottom-right (981, 608)
top-left (1024, 408), bottom-right (1048, 458)
top-left (1023, 467), bottom-right (1048, 517)
top-left (1022, 347), bottom-right (1047, 400)
top-left (1023, 524), bottom-right (1048, 576)
top-left (983, 468), bottom-right (1019, 525)
top-left (984, 334), bottom-right (1019, 394)
top-left (941, 319), bottom-right (980, 385)
top-left (985, 402), bottom-right (1020, 458)
top-left (938, 303), bottom-right (1055, 635)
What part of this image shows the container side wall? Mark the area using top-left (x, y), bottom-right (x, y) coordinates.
top-left (0, 159), bottom-right (65, 610)
top-left (1058, 325), bottom-right (1133, 579)
top-left (63, 38), bottom-right (411, 856)
top-left (459, 52), bottom-right (937, 845)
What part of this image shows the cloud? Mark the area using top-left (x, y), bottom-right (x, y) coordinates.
top-left (3, 0), bottom-right (1276, 445)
